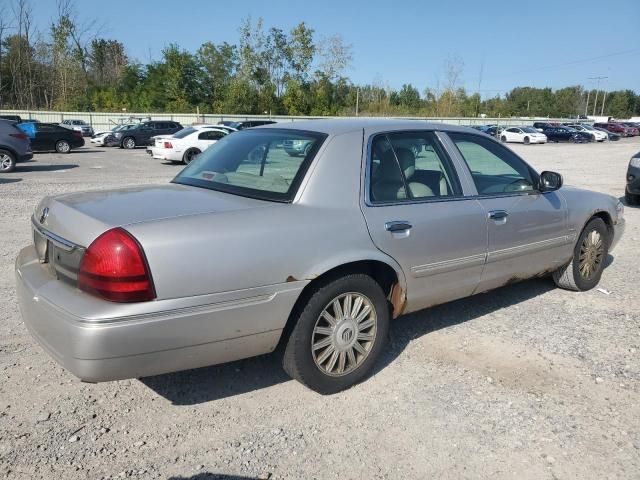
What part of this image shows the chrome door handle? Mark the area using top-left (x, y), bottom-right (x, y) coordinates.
top-left (488, 210), bottom-right (509, 220)
top-left (385, 221), bottom-right (413, 232)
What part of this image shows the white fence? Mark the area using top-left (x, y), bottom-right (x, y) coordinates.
top-left (0, 109), bottom-right (581, 131)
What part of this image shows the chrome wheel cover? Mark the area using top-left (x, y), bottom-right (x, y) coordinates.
top-left (57, 141), bottom-right (70, 153)
top-left (579, 230), bottom-right (604, 279)
top-left (311, 292), bottom-right (377, 377)
top-left (0, 154), bottom-right (13, 170)
top-left (124, 138), bottom-right (135, 149)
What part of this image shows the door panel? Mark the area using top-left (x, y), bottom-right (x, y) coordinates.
top-left (474, 192), bottom-right (569, 292)
top-left (445, 131), bottom-right (570, 293)
top-left (363, 200), bottom-right (487, 312)
top-left (361, 130), bottom-right (488, 313)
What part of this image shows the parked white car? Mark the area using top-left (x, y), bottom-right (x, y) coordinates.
top-left (565, 123), bottom-right (608, 142)
top-left (500, 126), bottom-right (547, 144)
top-left (150, 126), bottom-right (229, 164)
top-left (90, 125), bottom-right (129, 146)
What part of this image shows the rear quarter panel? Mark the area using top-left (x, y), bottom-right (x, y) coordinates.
top-left (126, 129), bottom-right (405, 301)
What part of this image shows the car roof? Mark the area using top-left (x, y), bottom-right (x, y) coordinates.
top-left (258, 118), bottom-right (476, 136)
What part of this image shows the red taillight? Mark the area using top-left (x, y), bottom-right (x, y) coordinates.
top-left (10, 132), bottom-right (29, 141)
top-left (72, 131), bottom-right (82, 138)
top-left (78, 228), bottom-right (156, 302)
top-left (163, 141), bottom-right (172, 148)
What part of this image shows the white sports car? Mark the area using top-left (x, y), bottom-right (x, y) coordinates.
top-left (150, 126), bottom-right (229, 164)
top-left (566, 124), bottom-right (608, 142)
top-left (500, 126), bottom-right (547, 144)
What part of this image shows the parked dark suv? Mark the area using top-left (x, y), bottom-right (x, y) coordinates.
top-left (0, 119), bottom-right (33, 173)
top-left (217, 120), bottom-right (277, 130)
top-left (533, 121), bottom-right (561, 131)
top-left (109, 121), bottom-right (183, 149)
top-left (626, 151), bottom-right (640, 206)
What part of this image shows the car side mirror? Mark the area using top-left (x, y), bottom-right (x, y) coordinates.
top-left (538, 171), bottom-right (563, 192)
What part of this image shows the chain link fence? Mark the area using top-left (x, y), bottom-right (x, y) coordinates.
top-left (0, 109), bottom-right (580, 132)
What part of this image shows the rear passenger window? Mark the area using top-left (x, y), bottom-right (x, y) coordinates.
top-left (448, 132), bottom-right (536, 195)
top-left (198, 131), bottom-right (225, 140)
top-left (369, 132), bottom-right (461, 203)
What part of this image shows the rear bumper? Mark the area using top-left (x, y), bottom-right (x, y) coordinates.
top-left (19, 152), bottom-right (33, 162)
top-left (15, 246), bottom-right (302, 382)
top-left (151, 147), bottom-right (182, 161)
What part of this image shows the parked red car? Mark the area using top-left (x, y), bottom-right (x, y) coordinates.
top-left (617, 122), bottom-right (640, 136)
top-left (594, 122), bottom-right (633, 137)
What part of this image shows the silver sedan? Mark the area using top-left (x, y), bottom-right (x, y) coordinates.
top-left (15, 120), bottom-right (625, 394)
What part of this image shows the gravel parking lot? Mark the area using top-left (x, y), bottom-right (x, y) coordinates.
top-left (1, 138), bottom-right (639, 479)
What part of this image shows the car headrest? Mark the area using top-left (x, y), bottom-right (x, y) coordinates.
top-left (395, 147), bottom-right (415, 178)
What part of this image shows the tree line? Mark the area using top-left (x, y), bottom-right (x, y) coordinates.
top-left (1, 0), bottom-right (638, 119)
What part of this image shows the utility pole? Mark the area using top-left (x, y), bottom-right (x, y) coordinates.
top-left (585, 90), bottom-right (590, 116)
top-left (600, 90), bottom-right (607, 116)
top-left (588, 76), bottom-right (607, 116)
top-left (355, 88), bottom-right (359, 117)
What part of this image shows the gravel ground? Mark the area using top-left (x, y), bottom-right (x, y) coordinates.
top-left (1, 138), bottom-right (639, 480)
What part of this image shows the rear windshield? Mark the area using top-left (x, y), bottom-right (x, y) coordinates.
top-left (172, 129), bottom-right (327, 202)
top-left (173, 127), bottom-right (197, 139)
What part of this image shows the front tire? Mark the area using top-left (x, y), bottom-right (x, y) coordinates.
top-left (523, 136), bottom-right (530, 144)
top-left (283, 274), bottom-right (390, 394)
top-left (552, 217), bottom-right (609, 291)
top-left (55, 140), bottom-right (71, 154)
top-left (626, 190), bottom-right (639, 206)
top-left (0, 149), bottom-right (16, 173)
top-left (500, 135), bottom-right (507, 142)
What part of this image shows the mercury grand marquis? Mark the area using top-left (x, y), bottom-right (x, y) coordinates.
top-left (15, 119), bottom-right (625, 394)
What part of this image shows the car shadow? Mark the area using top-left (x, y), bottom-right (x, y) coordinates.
top-left (17, 164), bottom-right (78, 172)
top-left (70, 148), bottom-right (106, 153)
top-left (619, 195), bottom-right (639, 208)
top-left (142, 277), bottom-right (557, 405)
top-left (0, 177), bottom-right (22, 184)
top-left (168, 474), bottom-right (261, 480)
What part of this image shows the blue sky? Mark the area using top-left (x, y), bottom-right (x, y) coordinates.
top-left (27, 0), bottom-right (640, 96)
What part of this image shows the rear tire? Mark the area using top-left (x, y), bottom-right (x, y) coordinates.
top-left (500, 135), bottom-right (507, 142)
top-left (182, 148), bottom-right (201, 165)
top-left (283, 274), bottom-right (390, 394)
top-left (523, 136), bottom-right (530, 144)
top-left (552, 217), bottom-right (609, 291)
top-left (55, 140), bottom-right (71, 153)
top-left (0, 149), bottom-right (16, 173)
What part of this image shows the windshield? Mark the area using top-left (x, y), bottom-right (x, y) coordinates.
top-left (173, 129), bottom-right (327, 202)
top-left (580, 124), bottom-right (594, 130)
top-left (521, 127), bottom-right (537, 133)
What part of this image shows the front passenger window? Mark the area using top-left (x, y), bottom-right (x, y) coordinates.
top-left (448, 132), bottom-right (536, 195)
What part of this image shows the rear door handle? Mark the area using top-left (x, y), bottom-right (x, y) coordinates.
top-left (385, 221), bottom-right (413, 232)
top-left (488, 210), bottom-right (509, 220)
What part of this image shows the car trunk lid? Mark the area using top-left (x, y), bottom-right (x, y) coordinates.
top-left (34, 183), bottom-right (272, 248)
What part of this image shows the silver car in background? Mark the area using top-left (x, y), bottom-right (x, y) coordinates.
top-left (15, 120), bottom-right (625, 394)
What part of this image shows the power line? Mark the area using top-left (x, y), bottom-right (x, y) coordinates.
top-left (495, 49), bottom-right (638, 79)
